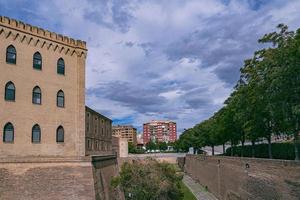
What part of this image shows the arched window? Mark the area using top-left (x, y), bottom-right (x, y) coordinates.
top-left (56, 126), bottom-right (64, 143)
top-left (57, 58), bottom-right (65, 75)
top-left (3, 122), bottom-right (14, 143)
top-left (5, 82), bottom-right (15, 101)
top-left (6, 45), bottom-right (16, 64)
top-left (57, 90), bottom-right (64, 107)
top-left (33, 52), bottom-right (42, 70)
top-left (32, 124), bottom-right (41, 143)
top-left (32, 86), bottom-right (41, 104)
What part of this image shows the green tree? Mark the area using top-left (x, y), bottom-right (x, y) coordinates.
top-left (158, 142), bottom-right (168, 151)
top-left (128, 142), bottom-right (136, 153)
top-left (176, 24), bottom-right (300, 160)
top-left (146, 140), bottom-right (157, 151)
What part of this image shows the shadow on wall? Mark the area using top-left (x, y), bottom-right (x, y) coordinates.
top-left (92, 155), bottom-right (125, 200)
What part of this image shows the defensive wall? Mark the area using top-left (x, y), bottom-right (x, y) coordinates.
top-left (181, 154), bottom-right (300, 200)
top-left (0, 155), bottom-right (124, 200)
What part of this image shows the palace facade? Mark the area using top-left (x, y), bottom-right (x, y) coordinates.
top-left (85, 106), bottom-right (113, 155)
top-left (0, 16), bottom-right (87, 158)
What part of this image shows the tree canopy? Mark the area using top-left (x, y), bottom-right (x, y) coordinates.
top-left (177, 24), bottom-right (300, 160)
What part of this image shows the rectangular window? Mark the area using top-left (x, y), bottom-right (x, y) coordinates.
top-left (87, 139), bottom-right (91, 149)
top-left (32, 131), bottom-right (40, 143)
top-left (57, 66), bottom-right (65, 75)
top-left (4, 130), bottom-right (13, 142)
top-left (5, 89), bottom-right (15, 101)
top-left (33, 93), bottom-right (41, 104)
top-left (57, 97), bottom-right (64, 107)
top-left (6, 53), bottom-right (16, 64)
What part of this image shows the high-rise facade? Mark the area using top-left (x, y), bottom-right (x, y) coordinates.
top-left (143, 120), bottom-right (177, 144)
top-left (112, 125), bottom-right (137, 145)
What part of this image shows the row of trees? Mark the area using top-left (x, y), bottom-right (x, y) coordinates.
top-left (128, 141), bottom-right (174, 154)
top-left (176, 24), bottom-right (300, 160)
top-left (145, 141), bottom-right (171, 151)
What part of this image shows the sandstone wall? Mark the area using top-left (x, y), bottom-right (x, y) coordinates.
top-left (0, 16), bottom-right (87, 158)
top-left (0, 156), bottom-right (124, 200)
top-left (0, 158), bottom-right (95, 200)
top-left (184, 155), bottom-right (300, 200)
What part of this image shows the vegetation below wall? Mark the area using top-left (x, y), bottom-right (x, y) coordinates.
top-left (224, 142), bottom-right (295, 160)
top-left (111, 158), bottom-right (191, 200)
top-left (180, 181), bottom-right (197, 200)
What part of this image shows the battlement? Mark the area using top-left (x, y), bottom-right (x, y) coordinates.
top-left (0, 16), bottom-right (86, 50)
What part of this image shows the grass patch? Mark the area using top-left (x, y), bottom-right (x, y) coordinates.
top-left (180, 181), bottom-right (197, 200)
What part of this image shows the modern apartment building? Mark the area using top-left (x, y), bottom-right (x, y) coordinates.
top-left (112, 125), bottom-right (137, 145)
top-left (143, 120), bottom-right (177, 144)
top-left (0, 16), bottom-right (87, 158)
top-left (85, 106), bottom-right (113, 155)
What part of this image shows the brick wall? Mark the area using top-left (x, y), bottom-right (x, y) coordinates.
top-left (0, 159), bottom-right (95, 200)
top-left (0, 156), bottom-right (124, 200)
top-left (184, 155), bottom-right (300, 200)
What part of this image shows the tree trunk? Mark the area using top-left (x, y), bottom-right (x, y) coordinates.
top-left (251, 140), bottom-right (255, 158)
top-left (294, 132), bottom-right (299, 161)
top-left (230, 140), bottom-right (234, 156)
top-left (223, 143), bottom-right (225, 154)
top-left (241, 133), bottom-right (245, 157)
top-left (267, 135), bottom-right (272, 159)
top-left (212, 145), bottom-right (215, 156)
top-left (294, 120), bottom-right (300, 161)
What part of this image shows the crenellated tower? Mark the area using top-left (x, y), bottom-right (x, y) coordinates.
top-left (0, 16), bottom-right (87, 158)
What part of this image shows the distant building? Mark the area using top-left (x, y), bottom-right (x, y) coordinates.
top-left (143, 120), bottom-right (177, 144)
top-left (85, 106), bottom-right (113, 155)
top-left (136, 133), bottom-right (144, 149)
top-left (137, 133), bottom-right (143, 144)
top-left (112, 125), bottom-right (137, 145)
top-left (112, 136), bottom-right (128, 158)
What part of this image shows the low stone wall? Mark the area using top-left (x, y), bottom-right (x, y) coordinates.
top-left (0, 156), bottom-right (124, 200)
top-left (184, 155), bottom-right (300, 200)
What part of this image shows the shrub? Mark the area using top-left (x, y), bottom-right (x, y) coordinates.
top-left (112, 158), bottom-right (184, 200)
top-left (224, 142), bottom-right (295, 160)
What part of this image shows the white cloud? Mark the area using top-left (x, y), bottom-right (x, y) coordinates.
top-left (3, 0), bottom-right (300, 133)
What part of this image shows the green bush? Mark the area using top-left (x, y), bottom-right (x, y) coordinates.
top-left (112, 158), bottom-right (184, 200)
top-left (128, 142), bottom-right (146, 154)
top-left (224, 142), bottom-right (295, 160)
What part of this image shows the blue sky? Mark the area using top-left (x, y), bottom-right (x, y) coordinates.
top-left (1, 0), bottom-right (300, 134)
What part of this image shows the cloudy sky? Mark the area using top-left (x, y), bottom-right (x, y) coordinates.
top-left (1, 0), bottom-right (300, 134)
